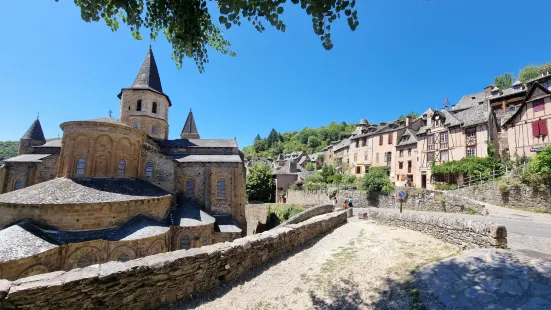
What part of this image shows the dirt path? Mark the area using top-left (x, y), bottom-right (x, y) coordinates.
top-left (160, 218), bottom-right (458, 310)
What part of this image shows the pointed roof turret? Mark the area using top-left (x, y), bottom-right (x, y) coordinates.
top-left (180, 109), bottom-right (200, 139)
top-left (21, 119), bottom-right (46, 143)
top-left (132, 46), bottom-right (163, 93)
top-left (118, 47), bottom-right (171, 106)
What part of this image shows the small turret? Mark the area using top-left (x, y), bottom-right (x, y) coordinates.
top-left (19, 118), bottom-right (46, 155)
top-left (180, 109), bottom-right (200, 139)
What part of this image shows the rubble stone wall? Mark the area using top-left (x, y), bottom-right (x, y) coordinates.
top-left (366, 209), bottom-right (507, 249)
top-left (0, 211), bottom-right (347, 309)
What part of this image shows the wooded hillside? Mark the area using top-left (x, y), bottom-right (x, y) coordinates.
top-left (0, 141), bottom-right (18, 161)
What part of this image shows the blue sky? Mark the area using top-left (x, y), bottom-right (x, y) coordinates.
top-left (1, 1), bottom-right (551, 147)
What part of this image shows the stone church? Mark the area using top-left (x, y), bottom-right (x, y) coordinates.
top-left (0, 47), bottom-right (246, 280)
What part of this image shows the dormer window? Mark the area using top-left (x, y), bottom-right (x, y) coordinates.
top-left (544, 71), bottom-right (550, 77)
top-left (136, 100), bottom-right (142, 111)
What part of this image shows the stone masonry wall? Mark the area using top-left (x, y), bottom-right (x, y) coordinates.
top-left (286, 190), bottom-right (332, 206)
top-left (245, 203), bottom-right (271, 235)
top-left (0, 195), bottom-right (172, 230)
top-left (278, 204), bottom-right (335, 227)
top-left (0, 211), bottom-right (347, 309)
top-left (366, 209), bottom-right (507, 249)
top-left (451, 181), bottom-right (551, 212)
top-left (287, 189), bottom-right (487, 215)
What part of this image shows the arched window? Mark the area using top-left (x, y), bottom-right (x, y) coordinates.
top-left (152, 102), bottom-right (158, 114)
top-left (77, 255), bottom-right (93, 268)
top-left (118, 253), bottom-right (130, 262)
top-left (201, 232), bottom-right (209, 247)
top-left (76, 157), bottom-right (86, 175)
top-left (117, 159), bottom-right (126, 176)
top-left (136, 100), bottom-right (142, 111)
top-left (185, 178), bottom-right (195, 198)
top-left (180, 234), bottom-right (191, 250)
top-left (132, 122), bottom-right (141, 130)
top-left (145, 162), bottom-right (154, 177)
top-left (151, 125), bottom-right (158, 135)
top-left (216, 178), bottom-right (226, 199)
top-left (13, 178), bottom-right (23, 191)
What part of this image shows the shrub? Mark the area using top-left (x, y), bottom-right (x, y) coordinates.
top-left (305, 162), bottom-right (316, 171)
top-left (342, 174), bottom-right (357, 185)
top-left (327, 174), bottom-right (343, 184)
top-left (434, 182), bottom-right (457, 191)
top-left (498, 182), bottom-right (510, 193)
top-left (523, 145), bottom-right (551, 186)
top-left (435, 195), bottom-right (445, 203)
top-left (266, 205), bottom-right (305, 228)
top-left (361, 167), bottom-right (394, 194)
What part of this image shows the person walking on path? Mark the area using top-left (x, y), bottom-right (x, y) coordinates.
top-left (348, 197), bottom-right (353, 208)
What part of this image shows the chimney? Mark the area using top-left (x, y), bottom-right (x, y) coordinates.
top-left (405, 116), bottom-right (413, 127)
top-left (484, 85), bottom-right (494, 97)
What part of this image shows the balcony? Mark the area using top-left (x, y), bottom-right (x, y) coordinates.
top-left (440, 142), bottom-right (449, 149)
top-left (427, 144), bottom-right (435, 151)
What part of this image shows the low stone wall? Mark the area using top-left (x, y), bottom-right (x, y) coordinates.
top-left (366, 209), bottom-right (507, 249)
top-left (451, 181), bottom-right (551, 212)
top-left (278, 204), bottom-right (335, 226)
top-left (286, 190), bottom-right (332, 206)
top-left (0, 211), bottom-right (347, 309)
top-left (287, 189), bottom-right (487, 215)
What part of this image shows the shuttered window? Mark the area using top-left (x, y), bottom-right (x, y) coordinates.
top-left (379, 135), bottom-right (383, 145)
top-left (185, 178), bottom-right (195, 198)
top-left (539, 120), bottom-right (549, 136)
top-left (532, 121), bottom-right (541, 137)
top-left (388, 133), bottom-right (393, 144)
top-left (217, 178), bottom-right (226, 199)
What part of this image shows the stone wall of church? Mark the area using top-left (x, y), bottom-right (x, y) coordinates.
top-left (0, 233), bottom-right (170, 281)
top-left (163, 147), bottom-right (238, 156)
top-left (141, 149), bottom-right (176, 193)
top-left (175, 162), bottom-right (247, 230)
top-left (57, 122), bottom-right (144, 178)
top-left (3, 162), bottom-right (32, 193)
top-left (119, 89), bottom-right (169, 140)
top-left (37, 154), bottom-right (59, 183)
top-left (0, 195), bottom-right (172, 230)
top-left (0, 223), bottom-right (233, 281)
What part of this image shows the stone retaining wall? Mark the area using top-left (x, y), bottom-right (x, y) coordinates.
top-left (286, 190), bottom-right (332, 206)
top-left (245, 203), bottom-right (271, 235)
top-left (0, 211), bottom-right (347, 309)
top-left (366, 209), bottom-right (507, 249)
top-left (287, 189), bottom-right (487, 215)
top-left (278, 204), bottom-right (335, 227)
top-left (451, 181), bottom-right (551, 213)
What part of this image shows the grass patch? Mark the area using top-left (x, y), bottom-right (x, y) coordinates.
top-left (465, 207), bottom-right (479, 215)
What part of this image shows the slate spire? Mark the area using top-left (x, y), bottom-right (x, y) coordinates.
top-left (180, 109), bottom-right (200, 139)
top-left (21, 119), bottom-right (46, 143)
top-left (132, 46), bottom-right (163, 94)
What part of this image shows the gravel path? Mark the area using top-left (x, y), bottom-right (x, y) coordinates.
top-left (159, 218), bottom-right (458, 310)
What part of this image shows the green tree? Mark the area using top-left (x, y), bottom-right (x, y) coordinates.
top-left (320, 164), bottom-right (337, 183)
top-left (519, 65), bottom-right (541, 83)
top-left (361, 167), bottom-right (394, 194)
top-left (266, 129), bottom-right (279, 148)
top-left (398, 111), bottom-right (421, 121)
top-left (305, 162), bottom-right (315, 171)
top-left (253, 139), bottom-right (268, 153)
top-left (61, 0), bottom-right (359, 72)
top-left (307, 136), bottom-right (322, 149)
top-left (254, 134), bottom-right (261, 142)
top-left (246, 163), bottom-right (274, 202)
top-left (494, 73), bottom-right (514, 90)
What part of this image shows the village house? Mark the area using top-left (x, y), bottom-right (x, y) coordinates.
top-left (348, 119), bottom-right (374, 176)
top-left (272, 152), bottom-right (313, 203)
top-left (502, 81), bottom-right (551, 158)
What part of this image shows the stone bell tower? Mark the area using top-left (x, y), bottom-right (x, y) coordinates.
top-left (118, 46), bottom-right (171, 140)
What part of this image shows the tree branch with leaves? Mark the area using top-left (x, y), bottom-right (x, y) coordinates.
top-left (60, 0), bottom-right (359, 72)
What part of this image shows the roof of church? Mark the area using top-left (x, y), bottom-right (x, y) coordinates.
top-left (0, 220), bottom-right (58, 262)
top-left (132, 47), bottom-right (163, 93)
top-left (169, 198), bottom-right (216, 227)
top-left (159, 139), bottom-right (238, 148)
top-left (89, 117), bottom-right (130, 126)
top-left (118, 47), bottom-right (172, 106)
top-left (3, 154), bottom-right (52, 163)
top-left (21, 119), bottom-right (46, 142)
top-left (107, 215), bottom-right (169, 241)
top-left (213, 215), bottom-right (242, 233)
top-left (0, 178), bottom-right (171, 205)
top-left (181, 110), bottom-right (199, 136)
top-left (34, 139), bottom-right (62, 148)
top-left (175, 154), bottom-right (242, 163)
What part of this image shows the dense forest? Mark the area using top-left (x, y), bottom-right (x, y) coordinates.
top-left (241, 121), bottom-right (358, 160)
top-left (0, 141), bottom-right (18, 161)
